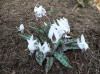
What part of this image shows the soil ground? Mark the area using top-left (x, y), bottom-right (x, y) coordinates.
top-left (0, 0), bottom-right (100, 74)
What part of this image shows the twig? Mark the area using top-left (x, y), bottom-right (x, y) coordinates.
top-left (72, 4), bottom-right (78, 12)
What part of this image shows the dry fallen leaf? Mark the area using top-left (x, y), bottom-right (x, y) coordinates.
top-left (25, 48), bottom-right (28, 51)
top-left (94, 0), bottom-right (100, 12)
top-left (77, 0), bottom-right (85, 7)
top-left (77, 0), bottom-right (92, 7)
top-left (11, 70), bottom-right (16, 74)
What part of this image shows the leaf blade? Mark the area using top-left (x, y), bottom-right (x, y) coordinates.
top-left (45, 57), bottom-right (54, 73)
top-left (18, 34), bottom-right (30, 40)
top-left (54, 52), bottom-right (72, 68)
top-left (35, 51), bottom-right (45, 66)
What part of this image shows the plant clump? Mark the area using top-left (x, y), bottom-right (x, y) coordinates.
top-left (17, 5), bottom-right (89, 73)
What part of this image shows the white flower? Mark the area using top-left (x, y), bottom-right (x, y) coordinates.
top-left (17, 24), bottom-right (24, 33)
top-left (38, 42), bottom-right (50, 55)
top-left (48, 18), bottom-right (71, 43)
top-left (57, 17), bottom-right (70, 34)
top-left (27, 35), bottom-right (38, 54)
top-left (77, 34), bottom-right (89, 51)
top-left (48, 22), bottom-right (61, 43)
top-left (34, 5), bottom-right (46, 18)
top-left (63, 34), bottom-right (71, 38)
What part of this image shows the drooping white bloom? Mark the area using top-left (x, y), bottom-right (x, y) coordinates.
top-left (38, 42), bottom-right (50, 55)
top-left (18, 24), bottom-right (24, 33)
top-left (77, 34), bottom-right (89, 51)
top-left (48, 18), bottom-right (71, 43)
top-left (48, 22), bottom-right (61, 43)
top-left (34, 5), bottom-right (46, 18)
top-left (27, 35), bottom-right (38, 54)
top-left (57, 17), bottom-right (70, 34)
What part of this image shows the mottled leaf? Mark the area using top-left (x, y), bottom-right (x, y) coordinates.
top-left (70, 43), bottom-right (78, 46)
top-left (62, 45), bottom-right (80, 51)
top-left (35, 51), bottom-right (45, 66)
top-left (51, 40), bottom-right (61, 53)
top-left (29, 26), bottom-right (44, 34)
top-left (45, 57), bottom-right (54, 73)
top-left (63, 38), bottom-right (78, 44)
top-left (45, 24), bottom-right (50, 32)
top-left (54, 52), bottom-right (72, 68)
top-left (54, 40), bottom-right (61, 50)
top-left (29, 25), bottom-right (49, 43)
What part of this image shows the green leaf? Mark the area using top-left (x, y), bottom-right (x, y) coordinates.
top-left (63, 38), bottom-right (78, 44)
top-left (54, 40), bottom-right (61, 50)
top-left (19, 34), bottom-right (30, 40)
top-left (60, 39), bottom-right (79, 52)
top-left (45, 57), bottom-right (54, 73)
top-left (29, 26), bottom-right (44, 34)
top-left (61, 44), bottom-right (69, 52)
top-left (35, 51), bottom-right (45, 66)
top-left (51, 40), bottom-right (61, 54)
top-left (44, 24), bottom-right (50, 33)
top-left (49, 8), bottom-right (54, 14)
top-left (29, 25), bottom-right (48, 43)
top-left (54, 52), bottom-right (72, 68)
top-left (70, 43), bottom-right (78, 46)
top-left (62, 45), bottom-right (80, 51)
